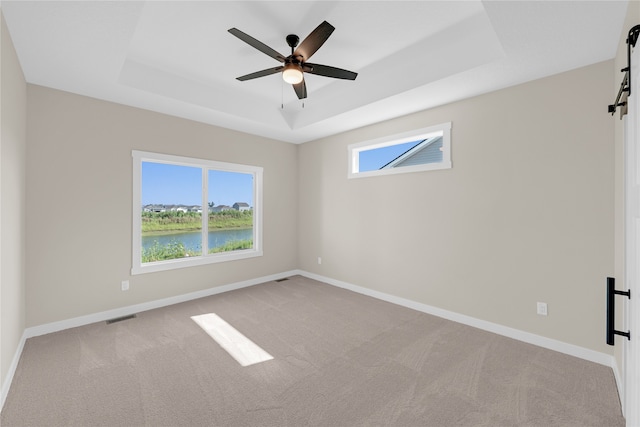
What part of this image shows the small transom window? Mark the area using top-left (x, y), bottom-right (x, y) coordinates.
top-left (348, 122), bottom-right (451, 178)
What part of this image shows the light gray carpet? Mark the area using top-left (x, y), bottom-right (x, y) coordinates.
top-left (0, 275), bottom-right (624, 426)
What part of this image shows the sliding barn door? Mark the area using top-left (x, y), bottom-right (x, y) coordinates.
top-left (624, 41), bottom-right (640, 427)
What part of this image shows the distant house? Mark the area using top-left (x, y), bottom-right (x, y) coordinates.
top-left (142, 204), bottom-right (201, 213)
top-left (145, 204), bottom-right (166, 213)
top-left (212, 205), bottom-right (233, 213)
top-left (233, 202), bottom-right (251, 211)
top-left (381, 136), bottom-right (443, 169)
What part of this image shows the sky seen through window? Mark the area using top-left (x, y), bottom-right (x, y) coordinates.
top-left (141, 162), bottom-right (253, 207)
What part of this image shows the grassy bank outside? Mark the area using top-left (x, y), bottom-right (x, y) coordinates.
top-left (142, 210), bottom-right (252, 233)
top-left (141, 238), bottom-right (253, 262)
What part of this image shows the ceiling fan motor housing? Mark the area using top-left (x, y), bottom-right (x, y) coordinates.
top-left (286, 34), bottom-right (300, 50)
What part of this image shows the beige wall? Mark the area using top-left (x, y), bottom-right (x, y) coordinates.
top-left (25, 85), bottom-right (298, 327)
top-left (0, 11), bottom-right (27, 389)
top-left (299, 60), bottom-right (615, 354)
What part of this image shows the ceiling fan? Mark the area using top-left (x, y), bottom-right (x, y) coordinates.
top-left (228, 21), bottom-right (358, 100)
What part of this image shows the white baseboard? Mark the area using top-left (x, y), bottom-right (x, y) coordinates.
top-left (1, 330), bottom-right (27, 411)
top-left (297, 270), bottom-right (616, 368)
top-left (611, 356), bottom-right (625, 417)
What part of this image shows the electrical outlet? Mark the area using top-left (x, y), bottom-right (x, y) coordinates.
top-left (317, 257), bottom-right (322, 265)
top-left (121, 280), bottom-right (130, 291)
top-left (537, 302), bottom-right (548, 316)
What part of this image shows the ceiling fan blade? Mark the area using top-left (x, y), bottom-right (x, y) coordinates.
top-left (303, 63), bottom-right (357, 80)
top-left (228, 28), bottom-right (286, 63)
top-left (293, 79), bottom-right (307, 99)
top-left (294, 21), bottom-right (335, 61)
top-left (236, 66), bottom-right (284, 81)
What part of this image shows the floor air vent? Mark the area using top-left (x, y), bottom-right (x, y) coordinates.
top-left (275, 278), bottom-right (290, 282)
top-left (106, 314), bottom-right (137, 325)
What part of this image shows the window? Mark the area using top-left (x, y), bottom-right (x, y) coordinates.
top-left (348, 122), bottom-right (451, 178)
top-left (132, 150), bottom-right (263, 275)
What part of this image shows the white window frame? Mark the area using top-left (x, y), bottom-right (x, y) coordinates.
top-left (347, 122), bottom-right (452, 179)
top-left (132, 150), bottom-right (263, 275)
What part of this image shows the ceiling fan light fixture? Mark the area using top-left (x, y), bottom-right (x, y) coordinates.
top-left (283, 63), bottom-right (303, 85)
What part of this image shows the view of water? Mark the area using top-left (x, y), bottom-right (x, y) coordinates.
top-left (142, 228), bottom-right (253, 252)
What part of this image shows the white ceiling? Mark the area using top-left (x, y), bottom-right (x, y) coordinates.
top-left (1, 1), bottom-right (629, 144)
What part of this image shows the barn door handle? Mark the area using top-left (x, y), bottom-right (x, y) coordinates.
top-left (607, 277), bottom-right (631, 345)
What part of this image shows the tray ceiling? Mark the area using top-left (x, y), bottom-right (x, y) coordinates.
top-left (1, 1), bottom-right (628, 143)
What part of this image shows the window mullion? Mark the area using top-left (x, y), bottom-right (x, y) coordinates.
top-left (202, 167), bottom-right (208, 257)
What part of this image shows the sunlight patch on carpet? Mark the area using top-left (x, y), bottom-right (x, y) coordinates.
top-left (191, 313), bottom-right (273, 367)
